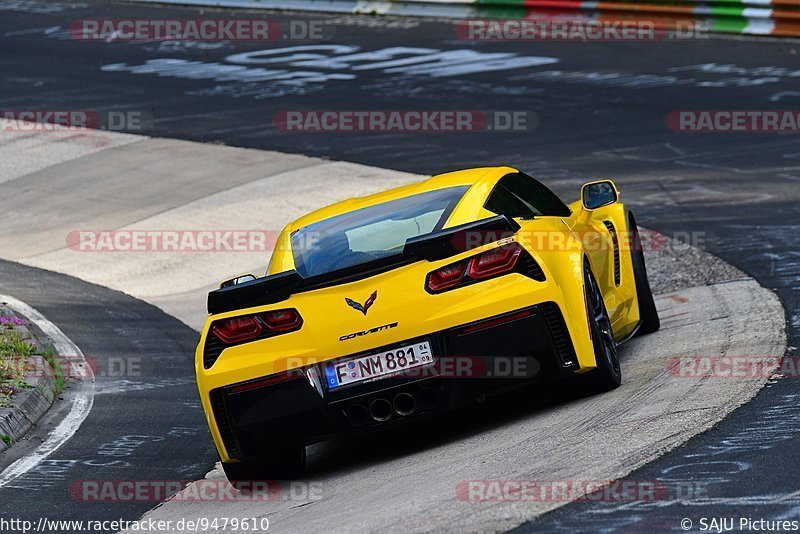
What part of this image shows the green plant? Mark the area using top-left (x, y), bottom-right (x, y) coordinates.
top-left (0, 434), bottom-right (11, 446)
top-left (37, 344), bottom-right (65, 395)
top-left (0, 324), bottom-right (65, 401)
top-left (0, 328), bottom-right (35, 394)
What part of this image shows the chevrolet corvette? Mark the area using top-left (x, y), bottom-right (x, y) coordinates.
top-left (195, 166), bottom-right (660, 482)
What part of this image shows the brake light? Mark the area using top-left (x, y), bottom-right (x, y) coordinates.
top-left (261, 309), bottom-right (303, 333)
top-left (427, 260), bottom-right (468, 292)
top-left (210, 308), bottom-right (303, 345)
top-left (426, 244), bottom-right (523, 293)
top-left (468, 245), bottom-right (521, 279)
top-left (212, 316), bottom-right (262, 344)
top-left (229, 371), bottom-right (296, 393)
top-left (462, 310), bottom-right (532, 334)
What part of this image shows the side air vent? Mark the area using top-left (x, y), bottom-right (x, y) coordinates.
top-left (210, 389), bottom-right (240, 459)
top-left (203, 333), bottom-right (227, 369)
top-left (517, 249), bottom-right (546, 282)
top-left (539, 302), bottom-right (579, 369)
top-left (603, 221), bottom-right (621, 287)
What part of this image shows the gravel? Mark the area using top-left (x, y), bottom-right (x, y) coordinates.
top-left (642, 228), bottom-right (748, 295)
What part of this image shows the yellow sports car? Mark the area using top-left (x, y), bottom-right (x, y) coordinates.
top-left (196, 166), bottom-right (660, 483)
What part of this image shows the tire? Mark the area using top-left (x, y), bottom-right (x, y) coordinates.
top-left (581, 262), bottom-right (622, 394)
top-left (221, 446), bottom-right (306, 486)
top-left (628, 212), bottom-right (660, 335)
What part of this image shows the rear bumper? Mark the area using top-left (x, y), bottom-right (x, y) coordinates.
top-left (208, 302), bottom-right (580, 461)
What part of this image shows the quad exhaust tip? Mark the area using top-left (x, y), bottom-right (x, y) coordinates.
top-left (369, 398), bottom-right (393, 422)
top-left (393, 392), bottom-right (416, 416)
top-left (344, 404), bottom-right (369, 427)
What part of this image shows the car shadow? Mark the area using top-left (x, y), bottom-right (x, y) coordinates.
top-left (304, 345), bottom-right (630, 478)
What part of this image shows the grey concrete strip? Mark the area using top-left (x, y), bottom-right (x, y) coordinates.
top-left (124, 279), bottom-right (786, 533)
top-left (0, 129), bottom-right (140, 186)
top-left (0, 135), bottom-right (319, 259)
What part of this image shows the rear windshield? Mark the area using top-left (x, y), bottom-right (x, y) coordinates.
top-left (291, 186), bottom-right (469, 278)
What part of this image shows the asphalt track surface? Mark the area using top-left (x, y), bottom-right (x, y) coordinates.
top-left (0, 259), bottom-right (218, 526)
top-left (1, 0), bottom-right (799, 531)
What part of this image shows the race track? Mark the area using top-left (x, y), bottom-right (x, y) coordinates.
top-left (0, 1), bottom-right (798, 531)
top-left (0, 260), bottom-right (218, 527)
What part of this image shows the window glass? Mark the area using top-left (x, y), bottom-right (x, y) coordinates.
top-left (291, 186), bottom-right (468, 278)
top-left (485, 173), bottom-right (571, 218)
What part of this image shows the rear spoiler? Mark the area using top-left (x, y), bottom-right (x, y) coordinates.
top-left (207, 215), bottom-right (519, 315)
top-left (402, 214), bottom-right (519, 261)
top-left (208, 270), bottom-right (302, 315)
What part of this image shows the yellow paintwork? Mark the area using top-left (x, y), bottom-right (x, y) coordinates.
top-left (196, 167), bottom-right (642, 462)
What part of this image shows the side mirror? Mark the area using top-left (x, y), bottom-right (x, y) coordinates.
top-left (219, 273), bottom-right (257, 289)
top-left (581, 180), bottom-right (619, 210)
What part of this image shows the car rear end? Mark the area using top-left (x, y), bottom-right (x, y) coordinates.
top-left (196, 184), bottom-right (595, 464)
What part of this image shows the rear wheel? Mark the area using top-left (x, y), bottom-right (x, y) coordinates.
top-left (628, 212), bottom-right (660, 335)
top-left (581, 263), bottom-right (622, 394)
top-left (221, 446), bottom-right (306, 486)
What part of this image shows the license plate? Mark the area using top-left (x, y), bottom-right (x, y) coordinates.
top-left (325, 341), bottom-right (433, 389)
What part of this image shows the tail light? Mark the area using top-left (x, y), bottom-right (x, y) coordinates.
top-left (427, 260), bottom-right (468, 292)
top-left (426, 244), bottom-right (523, 294)
top-left (261, 309), bottom-right (303, 332)
top-left (212, 316), bottom-right (262, 344)
top-left (468, 245), bottom-right (521, 279)
top-left (210, 308), bottom-right (303, 346)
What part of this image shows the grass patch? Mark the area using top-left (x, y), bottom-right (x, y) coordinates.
top-left (0, 317), bottom-right (67, 449)
top-left (0, 320), bottom-right (65, 401)
top-left (0, 326), bottom-right (33, 399)
top-left (38, 344), bottom-right (65, 395)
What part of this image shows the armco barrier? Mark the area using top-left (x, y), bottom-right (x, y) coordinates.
top-left (127, 0), bottom-right (799, 36)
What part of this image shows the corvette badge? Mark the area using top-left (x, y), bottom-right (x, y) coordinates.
top-left (345, 290), bottom-right (377, 315)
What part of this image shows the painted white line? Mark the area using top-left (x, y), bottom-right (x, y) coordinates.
top-left (0, 294), bottom-right (95, 488)
top-left (771, 91), bottom-right (800, 102)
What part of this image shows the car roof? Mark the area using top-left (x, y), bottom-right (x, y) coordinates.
top-left (288, 165), bottom-right (519, 231)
